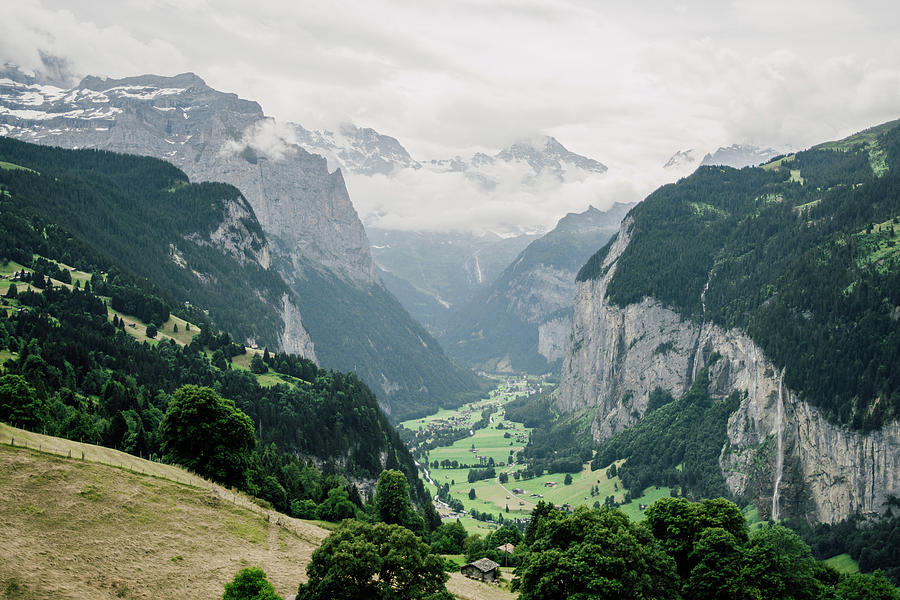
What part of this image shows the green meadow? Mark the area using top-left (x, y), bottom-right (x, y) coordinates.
top-left (406, 378), bottom-right (679, 532)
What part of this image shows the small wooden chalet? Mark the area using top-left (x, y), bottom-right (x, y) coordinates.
top-left (497, 542), bottom-right (515, 554)
top-left (460, 558), bottom-right (500, 583)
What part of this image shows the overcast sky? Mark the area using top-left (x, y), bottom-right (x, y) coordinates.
top-left (3, 0), bottom-right (900, 232)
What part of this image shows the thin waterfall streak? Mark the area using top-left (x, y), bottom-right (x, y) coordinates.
top-left (772, 369), bottom-right (785, 521)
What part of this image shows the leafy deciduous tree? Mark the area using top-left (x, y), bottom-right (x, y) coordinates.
top-left (514, 506), bottom-right (680, 600)
top-left (0, 374), bottom-right (45, 428)
top-left (297, 520), bottom-right (452, 600)
top-left (159, 385), bottom-right (255, 487)
top-left (223, 567), bottom-right (282, 600)
top-left (315, 486), bottom-right (357, 522)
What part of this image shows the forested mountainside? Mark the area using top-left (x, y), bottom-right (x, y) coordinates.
top-left (441, 203), bottom-right (633, 373)
top-left (560, 119), bottom-right (900, 524)
top-left (0, 137), bottom-right (292, 347)
top-left (0, 140), bottom-right (433, 515)
top-left (0, 69), bottom-right (484, 421)
top-left (577, 120), bottom-right (900, 429)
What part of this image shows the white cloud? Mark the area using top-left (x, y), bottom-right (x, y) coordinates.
top-left (3, 0), bottom-right (900, 232)
top-left (345, 159), bottom-right (664, 235)
top-left (219, 118), bottom-right (298, 161)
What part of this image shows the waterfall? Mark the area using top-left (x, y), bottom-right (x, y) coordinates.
top-left (772, 370), bottom-right (785, 521)
top-left (691, 266), bottom-right (716, 381)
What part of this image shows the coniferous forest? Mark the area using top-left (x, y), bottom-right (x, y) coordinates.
top-left (0, 138), bottom-right (435, 524)
top-left (579, 122), bottom-right (900, 430)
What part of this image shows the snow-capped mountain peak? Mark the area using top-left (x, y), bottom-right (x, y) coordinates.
top-left (293, 122), bottom-right (421, 175)
top-left (699, 144), bottom-right (781, 168)
top-left (495, 135), bottom-right (607, 176)
top-left (664, 148), bottom-right (696, 170)
top-left (664, 144), bottom-right (784, 173)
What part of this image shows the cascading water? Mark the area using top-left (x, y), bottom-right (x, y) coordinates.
top-left (772, 370), bottom-right (785, 521)
top-left (692, 266), bottom-right (715, 381)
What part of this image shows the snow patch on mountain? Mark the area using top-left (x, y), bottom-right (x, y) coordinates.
top-left (700, 144), bottom-right (782, 168)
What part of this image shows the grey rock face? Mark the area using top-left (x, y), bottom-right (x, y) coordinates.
top-left (191, 143), bottom-right (377, 285)
top-left (538, 316), bottom-right (572, 364)
top-left (663, 149), bottom-right (696, 170)
top-left (279, 294), bottom-right (316, 360)
top-left (294, 122), bottom-right (421, 175)
top-left (501, 265), bottom-right (574, 325)
top-left (0, 70), bottom-right (380, 355)
top-left (186, 198), bottom-right (272, 269)
top-left (559, 217), bottom-right (900, 523)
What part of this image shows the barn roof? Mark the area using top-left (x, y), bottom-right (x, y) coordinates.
top-left (464, 558), bottom-right (500, 572)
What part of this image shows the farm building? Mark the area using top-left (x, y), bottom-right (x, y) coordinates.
top-left (461, 558), bottom-right (500, 583)
top-left (497, 543), bottom-right (515, 554)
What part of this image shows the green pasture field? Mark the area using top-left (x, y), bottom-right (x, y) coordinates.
top-left (856, 216), bottom-right (900, 267)
top-left (0, 160), bottom-right (38, 173)
top-left (617, 486), bottom-right (673, 522)
top-left (412, 378), bottom-right (683, 530)
top-left (824, 553), bottom-right (860, 575)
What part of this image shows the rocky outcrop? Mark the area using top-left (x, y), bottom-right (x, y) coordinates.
top-left (537, 315), bottom-right (572, 364)
top-left (279, 294), bottom-right (317, 361)
top-left (559, 216), bottom-right (900, 524)
top-left (186, 197), bottom-right (271, 269)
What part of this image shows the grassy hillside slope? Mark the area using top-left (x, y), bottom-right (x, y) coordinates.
top-left (0, 424), bottom-right (511, 600)
top-left (0, 430), bottom-right (324, 599)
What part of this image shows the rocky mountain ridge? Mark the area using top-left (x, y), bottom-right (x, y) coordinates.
top-left (664, 144), bottom-right (782, 172)
top-left (294, 122), bottom-right (421, 176)
top-left (425, 135), bottom-right (607, 189)
top-left (290, 118), bottom-right (608, 186)
top-left (0, 67), bottom-right (481, 419)
top-left (441, 202), bottom-right (632, 373)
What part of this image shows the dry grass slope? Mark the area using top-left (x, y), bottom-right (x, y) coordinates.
top-left (0, 443), bottom-right (324, 599)
top-left (0, 425), bottom-right (515, 600)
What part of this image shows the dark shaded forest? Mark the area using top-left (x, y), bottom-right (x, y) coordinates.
top-left (0, 136), bottom-right (291, 351)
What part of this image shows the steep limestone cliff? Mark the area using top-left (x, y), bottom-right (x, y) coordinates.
top-left (560, 216), bottom-right (900, 523)
top-left (1, 70), bottom-right (482, 418)
top-left (442, 204), bottom-right (631, 373)
top-left (537, 315), bottom-right (572, 364)
top-left (184, 196), bottom-right (272, 269)
top-left (279, 294), bottom-right (317, 361)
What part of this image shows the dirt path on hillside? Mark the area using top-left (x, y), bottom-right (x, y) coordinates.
top-left (495, 471), bottom-right (536, 508)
